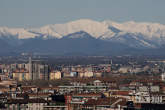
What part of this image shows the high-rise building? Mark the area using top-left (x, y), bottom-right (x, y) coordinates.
top-left (28, 57), bottom-right (49, 80)
top-left (28, 57), bottom-right (32, 80)
top-left (39, 64), bottom-right (49, 80)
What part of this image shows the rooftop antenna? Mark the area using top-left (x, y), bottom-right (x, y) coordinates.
top-left (29, 53), bottom-right (32, 80)
top-left (111, 59), bottom-right (113, 65)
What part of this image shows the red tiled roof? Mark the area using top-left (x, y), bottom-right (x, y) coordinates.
top-left (110, 91), bottom-right (130, 96)
top-left (84, 97), bottom-right (127, 107)
top-left (73, 93), bottom-right (102, 97)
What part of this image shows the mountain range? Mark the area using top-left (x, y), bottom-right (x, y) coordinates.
top-left (1, 19), bottom-right (165, 56)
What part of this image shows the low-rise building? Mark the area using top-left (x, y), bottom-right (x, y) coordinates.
top-left (84, 71), bottom-right (94, 77)
top-left (12, 69), bottom-right (30, 81)
top-left (49, 71), bottom-right (61, 80)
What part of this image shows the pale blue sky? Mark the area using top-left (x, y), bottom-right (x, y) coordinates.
top-left (0, 0), bottom-right (165, 28)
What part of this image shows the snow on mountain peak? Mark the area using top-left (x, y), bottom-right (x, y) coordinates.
top-left (104, 20), bottom-right (165, 38)
top-left (51, 19), bottom-right (111, 38)
top-left (1, 19), bottom-right (165, 43)
top-left (0, 27), bottom-right (37, 39)
top-left (30, 25), bottom-right (62, 39)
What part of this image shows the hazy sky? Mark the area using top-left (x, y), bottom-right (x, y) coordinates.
top-left (0, 0), bottom-right (165, 28)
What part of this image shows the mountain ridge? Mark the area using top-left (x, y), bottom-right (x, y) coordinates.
top-left (1, 19), bottom-right (165, 55)
top-left (1, 19), bottom-right (165, 40)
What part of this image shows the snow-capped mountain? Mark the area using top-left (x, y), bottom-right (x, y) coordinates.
top-left (103, 20), bottom-right (165, 38)
top-left (30, 19), bottom-right (113, 39)
top-left (1, 19), bottom-right (165, 41)
top-left (102, 20), bottom-right (165, 48)
top-left (1, 19), bottom-right (165, 55)
top-left (0, 27), bottom-right (38, 39)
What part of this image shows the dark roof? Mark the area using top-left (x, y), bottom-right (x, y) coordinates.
top-left (7, 99), bottom-right (48, 104)
top-left (28, 93), bottom-right (52, 97)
